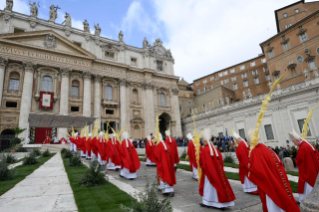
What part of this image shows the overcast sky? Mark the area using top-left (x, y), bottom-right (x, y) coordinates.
top-left (1, 0), bottom-right (307, 82)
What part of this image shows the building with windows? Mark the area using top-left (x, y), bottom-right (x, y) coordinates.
top-left (180, 1), bottom-right (319, 147)
top-left (0, 4), bottom-right (181, 148)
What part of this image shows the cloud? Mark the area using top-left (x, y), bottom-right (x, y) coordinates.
top-left (151, 0), bottom-right (299, 82)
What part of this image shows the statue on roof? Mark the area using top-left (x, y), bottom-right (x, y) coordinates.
top-left (64, 13), bottom-right (72, 27)
top-left (83, 19), bottom-right (90, 33)
top-left (5, 0), bottom-right (13, 11)
top-left (49, 5), bottom-right (58, 22)
top-left (143, 37), bottom-right (149, 49)
top-left (29, 1), bottom-right (38, 18)
top-left (118, 31), bottom-right (124, 43)
top-left (94, 23), bottom-right (101, 36)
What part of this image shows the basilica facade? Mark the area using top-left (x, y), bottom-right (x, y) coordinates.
top-left (0, 3), bottom-right (181, 147)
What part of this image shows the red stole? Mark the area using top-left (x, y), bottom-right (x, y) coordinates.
top-left (107, 138), bottom-right (121, 166)
top-left (119, 139), bottom-right (140, 173)
top-left (84, 137), bottom-right (92, 157)
top-left (164, 136), bottom-right (180, 164)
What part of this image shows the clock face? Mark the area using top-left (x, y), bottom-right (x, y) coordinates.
top-left (155, 47), bottom-right (164, 55)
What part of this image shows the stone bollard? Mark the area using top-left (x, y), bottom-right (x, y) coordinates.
top-left (283, 157), bottom-right (294, 171)
top-left (301, 175), bottom-right (319, 212)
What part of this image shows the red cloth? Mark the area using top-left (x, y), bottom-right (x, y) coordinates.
top-left (44, 136), bottom-right (51, 144)
top-left (296, 141), bottom-right (319, 193)
top-left (199, 143), bottom-right (236, 203)
top-left (235, 140), bottom-right (251, 184)
top-left (97, 137), bottom-right (107, 161)
top-left (60, 138), bottom-right (66, 144)
top-left (69, 135), bottom-right (81, 147)
top-left (78, 137), bottom-right (86, 152)
top-left (155, 141), bottom-right (176, 186)
top-left (187, 140), bottom-right (201, 170)
top-left (85, 137), bottom-right (92, 157)
top-left (107, 137), bottom-right (121, 166)
top-left (145, 139), bottom-right (156, 163)
top-left (119, 139), bottom-right (140, 173)
top-left (164, 136), bottom-right (180, 164)
top-left (249, 143), bottom-right (300, 212)
top-left (91, 137), bottom-right (99, 156)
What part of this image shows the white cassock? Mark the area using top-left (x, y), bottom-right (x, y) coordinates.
top-left (54, 137), bottom-right (59, 144)
top-left (203, 176), bottom-right (235, 208)
top-left (266, 195), bottom-right (286, 212)
top-left (107, 158), bottom-right (121, 170)
top-left (120, 168), bottom-right (137, 179)
top-left (158, 181), bottom-right (174, 194)
top-left (146, 158), bottom-right (156, 166)
top-left (242, 176), bottom-right (258, 192)
top-left (192, 166), bottom-right (198, 179)
top-left (299, 182), bottom-right (314, 202)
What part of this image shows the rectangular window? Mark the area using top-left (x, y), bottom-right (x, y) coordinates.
top-left (285, 24), bottom-right (292, 29)
top-left (71, 106), bottom-right (79, 112)
top-left (204, 87), bottom-right (208, 91)
top-left (105, 51), bottom-right (115, 59)
top-left (196, 82), bottom-right (200, 86)
top-left (265, 74), bottom-right (271, 81)
top-left (9, 79), bottom-right (19, 90)
top-left (274, 74), bottom-right (280, 80)
top-left (224, 79), bottom-right (229, 84)
top-left (71, 86), bottom-right (79, 96)
top-left (283, 42), bottom-right (290, 51)
top-left (230, 68), bottom-right (235, 73)
top-left (250, 62), bottom-right (256, 67)
top-left (203, 79), bottom-right (207, 84)
top-left (261, 58), bottom-right (267, 63)
top-left (308, 59), bottom-right (316, 69)
top-left (73, 42), bottom-right (82, 47)
top-left (218, 73), bottom-right (223, 77)
top-left (300, 33), bottom-right (307, 42)
top-left (218, 132), bottom-right (224, 138)
top-left (210, 76), bottom-right (215, 81)
top-left (231, 76), bottom-right (236, 81)
top-left (252, 70), bottom-right (258, 75)
top-left (238, 129), bottom-right (245, 139)
top-left (243, 80), bottom-right (248, 87)
top-left (6, 102), bottom-right (17, 108)
top-left (240, 65), bottom-right (245, 70)
top-left (233, 83), bottom-right (238, 90)
top-left (221, 81), bottom-right (224, 85)
top-left (131, 57), bottom-right (137, 66)
top-left (14, 28), bottom-right (25, 33)
top-left (241, 73), bottom-right (247, 79)
top-left (268, 50), bottom-right (274, 58)
top-left (223, 71), bottom-right (228, 76)
top-left (263, 67), bottom-right (269, 72)
top-left (156, 60), bottom-right (163, 71)
top-left (264, 124), bottom-right (274, 140)
top-left (298, 119), bottom-right (311, 136)
top-left (106, 110), bottom-right (114, 115)
top-left (254, 77), bottom-right (260, 84)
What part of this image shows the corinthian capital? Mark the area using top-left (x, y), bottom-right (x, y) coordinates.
top-left (94, 74), bottom-right (102, 82)
top-left (82, 71), bottom-right (92, 80)
top-left (171, 88), bottom-right (179, 95)
top-left (0, 57), bottom-right (8, 68)
top-left (119, 78), bottom-right (127, 86)
top-left (60, 67), bottom-right (72, 77)
top-left (23, 61), bottom-right (37, 73)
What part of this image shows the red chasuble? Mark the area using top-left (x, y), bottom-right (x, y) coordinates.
top-left (69, 136), bottom-right (81, 148)
top-left (107, 138), bottom-right (121, 166)
top-left (164, 136), bottom-right (180, 164)
top-left (145, 139), bottom-right (156, 163)
top-left (97, 137), bottom-right (107, 161)
top-left (91, 137), bottom-right (98, 156)
top-left (187, 140), bottom-right (201, 170)
top-left (85, 137), bottom-right (92, 157)
top-left (79, 137), bottom-right (86, 152)
top-left (155, 141), bottom-right (176, 186)
top-left (235, 140), bottom-right (251, 184)
top-left (199, 144), bottom-right (236, 203)
top-left (119, 139), bottom-right (140, 173)
top-left (296, 141), bottom-right (319, 193)
top-left (249, 143), bottom-right (300, 212)
top-left (44, 136), bottom-right (51, 144)
top-left (60, 138), bottom-right (66, 144)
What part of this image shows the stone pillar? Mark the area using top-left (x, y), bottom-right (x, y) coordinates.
top-left (300, 175), bottom-right (319, 211)
top-left (83, 71), bottom-right (92, 117)
top-left (0, 57), bottom-right (8, 108)
top-left (119, 79), bottom-right (127, 129)
top-left (171, 88), bottom-right (182, 136)
top-left (94, 75), bottom-right (102, 130)
top-left (58, 68), bottom-right (71, 138)
top-left (19, 62), bottom-right (37, 142)
top-left (144, 83), bottom-right (155, 135)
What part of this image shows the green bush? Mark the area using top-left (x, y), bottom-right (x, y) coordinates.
top-left (4, 154), bottom-right (17, 164)
top-left (42, 149), bottom-right (51, 157)
top-left (61, 148), bottom-right (67, 154)
top-left (32, 149), bottom-right (41, 157)
top-left (180, 148), bottom-right (187, 159)
top-left (223, 151), bottom-right (235, 164)
top-left (0, 160), bottom-right (18, 181)
top-left (63, 150), bottom-right (73, 159)
top-left (78, 160), bottom-right (107, 187)
top-left (10, 137), bottom-right (21, 147)
top-left (23, 153), bottom-right (38, 165)
top-left (119, 181), bottom-right (173, 212)
top-left (16, 146), bottom-right (28, 152)
top-left (69, 153), bottom-right (82, 167)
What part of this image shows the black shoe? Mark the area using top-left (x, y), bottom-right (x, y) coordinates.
top-left (128, 178), bottom-right (134, 180)
top-left (175, 167), bottom-right (178, 172)
top-left (296, 201), bottom-right (300, 205)
top-left (115, 168), bottom-right (119, 171)
top-left (199, 203), bottom-right (210, 208)
top-left (163, 192), bottom-right (174, 197)
top-left (119, 174), bottom-right (124, 178)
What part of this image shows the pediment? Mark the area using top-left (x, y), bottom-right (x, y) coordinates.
top-left (0, 30), bottom-right (95, 59)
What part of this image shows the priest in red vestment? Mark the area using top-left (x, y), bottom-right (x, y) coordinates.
top-left (85, 133), bottom-right (92, 160)
top-left (187, 133), bottom-right (201, 180)
top-left (199, 128), bottom-right (235, 209)
top-left (91, 134), bottom-right (98, 160)
top-left (69, 132), bottom-right (80, 152)
top-left (119, 131), bottom-right (140, 179)
top-left (43, 135), bottom-right (51, 144)
top-left (96, 132), bottom-right (107, 165)
top-left (164, 130), bottom-right (180, 170)
top-left (60, 137), bottom-right (67, 145)
top-left (145, 135), bottom-right (156, 166)
top-left (233, 132), bottom-right (258, 194)
top-left (106, 134), bottom-right (121, 171)
top-left (155, 133), bottom-right (176, 196)
top-left (79, 135), bottom-right (87, 158)
top-left (289, 130), bottom-right (319, 203)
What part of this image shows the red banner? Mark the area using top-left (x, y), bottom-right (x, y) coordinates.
top-left (39, 92), bottom-right (54, 110)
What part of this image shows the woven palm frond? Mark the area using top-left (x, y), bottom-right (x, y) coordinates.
top-left (301, 102), bottom-right (319, 139)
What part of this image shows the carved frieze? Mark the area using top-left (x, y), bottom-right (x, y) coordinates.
top-left (2, 117), bottom-right (16, 123)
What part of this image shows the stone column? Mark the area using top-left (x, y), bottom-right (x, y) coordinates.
top-left (57, 68), bottom-right (71, 138)
top-left (94, 75), bottom-right (102, 130)
top-left (83, 71), bottom-right (92, 117)
top-left (119, 79), bottom-right (127, 129)
top-left (171, 88), bottom-right (182, 136)
top-left (0, 57), bottom-right (8, 108)
top-left (19, 62), bottom-right (37, 142)
top-left (144, 83), bottom-right (155, 135)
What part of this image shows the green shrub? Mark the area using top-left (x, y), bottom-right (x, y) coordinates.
top-left (69, 153), bottom-right (82, 167)
top-left (78, 160), bottom-right (107, 187)
top-left (119, 181), bottom-right (173, 212)
top-left (10, 137), bottom-right (21, 147)
top-left (223, 151), bottom-right (235, 164)
top-left (16, 146), bottom-right (28, 152)
top-left (63, 150), bottom-right (73, 158)
top-left (61, 148), bottom-right (67, 154)
top-left (0, 160), bottom-right (18, 181)
top-left (32, 149), bottom-right (41, 156)
top-left (23, 153), bottom-right (38, 165)
top-left (4, 154), bottom-right (17, 164)
top-left (180, 148), bottom-right (187, 159)
top-left (42, 149), bottom-right (51, 157)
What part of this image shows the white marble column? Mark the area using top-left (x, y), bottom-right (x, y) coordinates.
top-left (94, 75), bottom-right (102, 130)
top-left (120, 79), bottom-right (127, 129)
top-left (57, 68), bottom-right (71, 138)
top-left (171, 88), bottom-right (182, 136)
top-left (144, 83), bottom-right (155, 135)
top-left (83, 71), bottom-right (92, 117)
top-left (0, 57), bottom-right (8, 108)
top-left (19, 62), bottom-right (36, 142)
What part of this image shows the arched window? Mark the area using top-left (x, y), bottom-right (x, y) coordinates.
top-left (8, 72), bottom-right (20, 91)
top-left (160, 93), bottom-right (166, 106)
top-left (41, 76), bottom-right (53, 92)
top-left (105, 86), bottom-right (113, 100)
top-left (132, 89), bottom-right (138, 104)
top-left (71, 80), bottom-right (79, 96)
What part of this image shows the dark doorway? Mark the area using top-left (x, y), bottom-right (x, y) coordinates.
top-left (104, 122), bottom-right (116, 134)
top-left (0, 129), bottom-right (15, 152)
top-left (159, 113), bottom-right (172, 139)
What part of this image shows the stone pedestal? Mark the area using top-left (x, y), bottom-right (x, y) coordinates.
top-left (283, 157), bottom-right (294, 171)
top-left (301, 175), bottom-right (319, 212)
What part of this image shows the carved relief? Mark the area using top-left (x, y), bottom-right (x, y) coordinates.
top-left (23, 61), bottom-right (37, 73)
top-left (0, 57), bottom-right (8, 68)
top-left (82, 71), bottom-right (92, 80)
top-left (44, 34), bottom-right (57, 49)
top-left (60, 67), bottom-right (72, 77)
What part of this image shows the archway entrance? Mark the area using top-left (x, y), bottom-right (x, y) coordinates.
top-left (159, 113), bottom-right (172, 138)
top-left (0, 129), bottom-right (15, 152)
